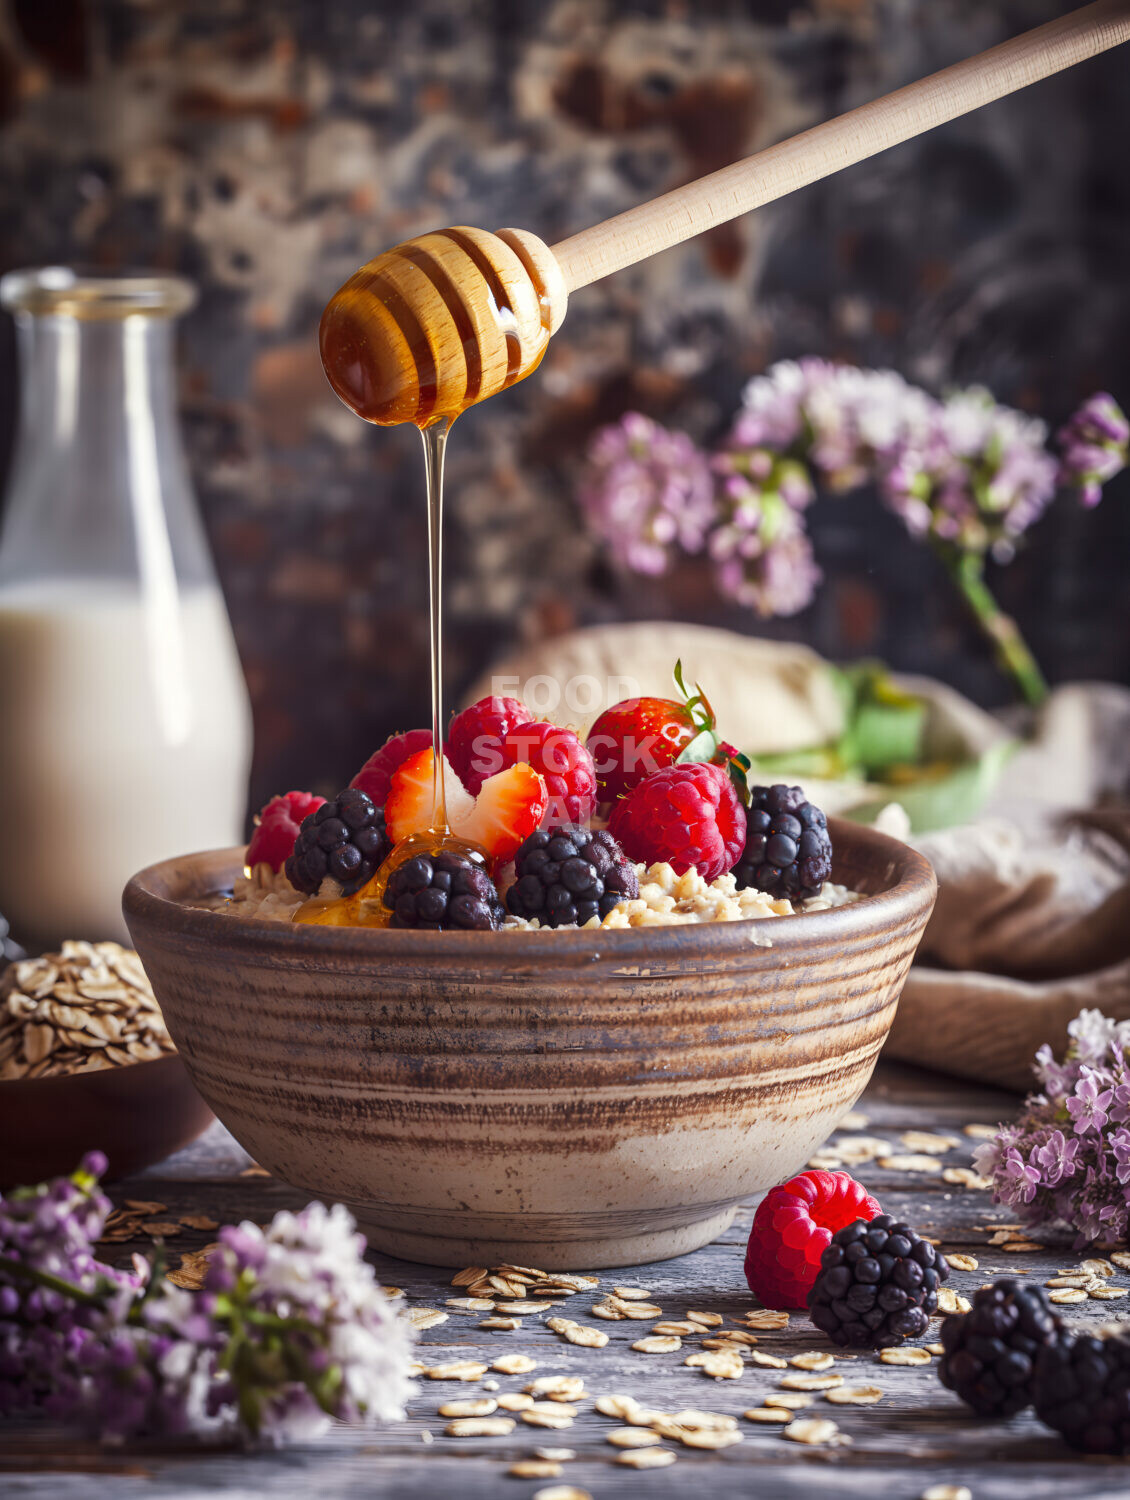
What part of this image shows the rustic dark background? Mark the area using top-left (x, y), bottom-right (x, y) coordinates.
top-left (0, 0), bottom-right (1127, 813)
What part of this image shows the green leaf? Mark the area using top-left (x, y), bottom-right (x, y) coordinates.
top-left (676, 728), bottom-right (720, 764)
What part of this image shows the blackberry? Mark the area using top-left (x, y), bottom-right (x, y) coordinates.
top-left (808, 1213), bottom-right (948, 1348)
top-left (382, 849), bottom-right (504, 931)
top-left (506, 825), bottom-right (639, 928)
top-left (733, 784), bottom-right (832, 900)
top-left (285, 788), bottom-right (390, 896)
top-left (1033, 1326), bottom-right (1130, 1454)
top-left (938, 1278), bottom-right (1061, 1417)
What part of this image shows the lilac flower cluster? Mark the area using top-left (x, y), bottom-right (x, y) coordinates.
top-left (577, 411), bottom-right (716, 577)
top-left (973, 1009), bottom-right (1130, 1247)
top-left (577, 365), bottom-right (1126, 617)
top-left (0, 1157), bottom-right (414, 1445)
top-left (1056, 391), bottom-right (1130, 508)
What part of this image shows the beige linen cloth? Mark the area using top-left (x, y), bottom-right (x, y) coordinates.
top-left (473, 626), bottom-right (1130, 1092)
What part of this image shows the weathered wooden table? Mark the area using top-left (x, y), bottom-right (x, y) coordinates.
top-left (3, 1059), bottom-right (1128, 1498)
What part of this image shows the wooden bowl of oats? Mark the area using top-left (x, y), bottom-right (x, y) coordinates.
top-left (0, 942), bottom-right (213, 1187)
top-left (124, 821), bottom-right (935, 1269)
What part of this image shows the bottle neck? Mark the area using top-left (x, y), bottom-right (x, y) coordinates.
top-left (1, 312), bottom-right (213, 589)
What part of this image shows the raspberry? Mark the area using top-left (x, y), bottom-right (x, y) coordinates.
top-left (350, 729), bottom-right (433, 807)
top-left (286, 788), bottom-right (390, 896)
top-left (447, 696), bottom-right (534, 795)
top-left (506, 825), bottom-right (639, 927)
top-left (734, 784), bottom-right (833, 900)
top-left (744, 1170), bottom-right (881, 1310)
top-left (497, 722), bottom-right (597, 826)
top-left (608, 762), bottom-right (746, 882)
top-left (808, 1213), bottom-right (948, 1348)
top-left (383, 848), bottom-right (504, 931)
top-left (939, 1279), bottom-right (1061, 1417)
top-left (246, 791), bottom-right (326, 872)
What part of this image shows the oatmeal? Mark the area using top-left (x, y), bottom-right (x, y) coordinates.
top-left (227, 857), bottom-right (859, 930)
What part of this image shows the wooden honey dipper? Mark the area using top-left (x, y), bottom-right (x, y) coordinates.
top-left (320, 0), bottom-right (1130, 428)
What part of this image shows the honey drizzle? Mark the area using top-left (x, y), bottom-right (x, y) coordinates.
top-left (421, 415), bottom-right (451, 833)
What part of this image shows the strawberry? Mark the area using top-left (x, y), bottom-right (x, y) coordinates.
top-left (608, 761), bottom-right (746, 882)
top-left (350, 728), bottom-right (433, 807)
top-left (246, 791), bottom-right (325, 872)
top-left (447, 695), bottom-right (534, 795)
top-left (586, 660), bottom-right (749, 803)
top-left (385, 748), bottom-right (547, 864)
top-left (496, 721), bottom-right (597, 827)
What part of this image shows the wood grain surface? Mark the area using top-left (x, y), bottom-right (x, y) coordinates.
top-left (4, 1059), bottom-right (1129, 1498)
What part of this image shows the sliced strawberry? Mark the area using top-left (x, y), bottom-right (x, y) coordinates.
top-left (386, 748), bottom-right (547, 864)
top-left (384, 749), bottom-right (474, 845)
top-left (457, 762), bottom-right (547, 863)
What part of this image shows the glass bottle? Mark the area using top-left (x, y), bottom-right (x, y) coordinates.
top-left (0, 268), bottom-right (252, 948)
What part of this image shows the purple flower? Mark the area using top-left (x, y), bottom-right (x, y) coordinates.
top-left (1112, 1127), bottom-right (1130, 1187)
top-left (578, 412), bottom-right (716, 576)
top-left (1056, 391), bottom-right (1129, 507)
top-left (1000, 1147), bottom-right (1042, 1206)
top-left (1066, 1068), bottom-right (1114, 1135)
top-left (708, 459), bottom-right (821, 618)
top-left (1031, 1130), bottom-right (1081, 1188)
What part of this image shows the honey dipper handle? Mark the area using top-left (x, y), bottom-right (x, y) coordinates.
top-left (550, 0), bottom-right (1130, 294)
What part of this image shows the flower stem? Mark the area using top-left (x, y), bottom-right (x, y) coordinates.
top-left (0, 1253), bottom-right (103, 1308)
top-left (940, 546), bottom-right (1049, 707)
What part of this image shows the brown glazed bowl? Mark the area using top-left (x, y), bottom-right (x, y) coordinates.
top-left (0, 1055), bottom-right (214, 1189)
top-left (123, 820), bottom-right (935, 1269)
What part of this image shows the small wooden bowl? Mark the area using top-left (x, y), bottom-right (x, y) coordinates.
top-left (124, 821), bottom-right (935, 1268)
top-left (0, 1054), bottom-right (214, 1189)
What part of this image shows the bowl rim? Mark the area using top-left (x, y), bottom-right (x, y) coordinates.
top-left (123, 818), bottom-right (937, 963)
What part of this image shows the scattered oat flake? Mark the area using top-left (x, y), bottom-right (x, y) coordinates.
top-left (790, 1351), bottom-right (836, 1371)
top-left (438, 1398), bottom-right (497, 1418)
top-left (901, 1131), bottom-right (958, 1155)
top-left (668, 1410), bottom-right (738, 1431)
top-left (534, 1448), bottom-right (575, 1461)
top-left (684, 1349), bottom-right (743, 1379)
top-left (497, 1393), bottom-right (534, 1411)
top-left (685, 1310), bottom-right (723, 1327)
top-left (527, 1377), bottom-right (585, 1399)
top-left (452, 1266), bottom-right (488, 1287)
top-left (426, 1360), bottom-right (488, 1380)
top-left (783, 1418), bottom-right (840, 1446)
top-left (963, 1124), bottom-right (999, 1140)
top-left (1110, 1251), bottom-right (1130, 1271)
top-left (942, 1168), bottom-right (992, 1189)
top-left (445, 1416), bottom-right (515, 1437)
top-left (1082, 1258), bottom-right (1115, 1278)
top-left (545, 1317), bottom-right (607, 1348)
top-left (780, 1372), bottom-right (843, 1391)
top-left (926, 1344), bottom-right (945, 1356)
top-left (1000, 1240), bottom-right (1043, 1253)
top-left (921, 1488), bottom-right (972, 1500)
top-left (531, 1489), bottom-right (591, 1500)
top-left (141, 1221), bottom-right (184, 1238)
top-left (945, 1254), bottom-right (980, 1272)
top-left (492, 1354), bottom-right (536, 1374)
top-left (496, 1300), bottom-right (553, 1314)
top-left (633, 1335), bottom-right (681, 1353)
top-left (528, 1401), bottom-right (578, 1419)
top-left (653, 1321), bottom-right (698, 1335)
top-left (1089, 1286), bottom-right (1127, 1301)
top-left (480, 1317), bottom-right (522, 1330)
top-left (447, 1296), bottom-right (495, 1311)
top-left (612, 1286), bottom-right (652, 1300)
top-left (744, 1407), bottom-right (792, 1423)
top-left (522, 1409), bottom-right (575, 1430)
top-left (826, 1385), bottom-right (884, 1405)
top-left (509, 1461), bottom-right (562, 1479)
top-left (673, 1428), bottom-right (744, 1450)
top-left (606, 1427), bottom-right (661, 1448)
top-left (1046, 1275), bottom-right (1091, 1289)
top-left (380, 1286), bottom-right (405, 1299)
top-left (407, 1308), bottom-right (448, 1330)
top-left (741, 1309), bottom-right (790, 1330)
top-left (878, 1154), bottom-right (944, 1174)
top-left (594, 1394), bottom-right (640, 1419)
top-left (615, 1448), bottom-right (676, 1469)
top-left (835, 1136), bottom-right (894, 1163)
top-left (179, 1214), bottom-right (218, 1231)
top-left (840, 1109), bottom-right (870, 1129)
top-left (764, 1393), bottom-right (812, 1410)
top-left (880, 1346), bottom-right (932, 1365)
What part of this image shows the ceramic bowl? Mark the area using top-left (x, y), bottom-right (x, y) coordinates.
top-left (0, 1054), bottom-right (213, 1189)
top-left (123, 820), bottom-right (935, 1269)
